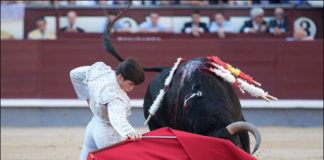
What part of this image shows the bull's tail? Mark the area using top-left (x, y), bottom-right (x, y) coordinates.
top-left (103, 29), bottom-right (124, 62)
top-left (144, 67), bottom-right (169, 72)
top-left (102, 3), bottom-right (167, 73)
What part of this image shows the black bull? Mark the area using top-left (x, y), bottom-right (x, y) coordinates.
top-left (143, 57), bottom-right (260, 154)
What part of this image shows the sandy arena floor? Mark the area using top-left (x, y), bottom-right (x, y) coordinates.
top-left (1, 127), bottom-right (323, 160)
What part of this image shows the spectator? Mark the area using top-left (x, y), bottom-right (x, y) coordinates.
top-left (60, 11), bottom-right (85, 33)
top-left (240, 7), bottom-right (268, 33)
top-left (182, 12), bottom-right (209, 37)
top-left (209, 13), bottom-right (234, 38)
top-left (269, 7), bottom-right (289, 36)
top-left (101, 12), bottom-right (131, 33)
top-left (27, 17), bottom-right (56, 40)
top-left (137, 13), bottom-right (172, 33)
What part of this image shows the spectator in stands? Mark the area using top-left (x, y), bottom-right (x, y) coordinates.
top-left (240, 7), bottom-right (268, 34)
top-left (209, 13), bottom-right (234, 38)
top-left (182, 12), bottom-right (209, 37)
top-left (27, 17), bottom-right (56, 40)
top-left (101, 12), bottom-right (131, 33)
top-left (60, 11), bottom-right (85, 33)
top-left (269, 7), bottom-right (289, 36)
top-left (137, 13), bottom-right (172, 33)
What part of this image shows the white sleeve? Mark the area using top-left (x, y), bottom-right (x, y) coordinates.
top-left (108, 98), bottom-right (136, 137)
top-left (70, 66), bottom-right (90, 100)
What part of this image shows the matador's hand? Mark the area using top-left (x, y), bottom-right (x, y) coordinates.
top-left (127, 131), bottom-right (142, 141)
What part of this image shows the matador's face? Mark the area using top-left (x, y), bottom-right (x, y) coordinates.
top-left (117, 74), bottom-right (135, 93)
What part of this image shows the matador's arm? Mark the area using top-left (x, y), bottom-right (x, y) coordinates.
top-left (70, 66), bottom-right (90, 100)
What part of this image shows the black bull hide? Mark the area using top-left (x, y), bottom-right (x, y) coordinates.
top-left (143, 57), bottom-right (251, 153)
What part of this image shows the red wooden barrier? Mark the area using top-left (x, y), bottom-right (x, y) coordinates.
top-left (1, 36), bottom-right (323, 99)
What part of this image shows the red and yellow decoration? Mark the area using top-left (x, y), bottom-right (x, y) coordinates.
top-left (207, 56), bottom-right (277, 102)
top-left (207, 56), bottom-right (261, 86)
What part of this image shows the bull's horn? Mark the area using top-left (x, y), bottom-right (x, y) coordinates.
top-left (226, 121), bottom-right (261, 154)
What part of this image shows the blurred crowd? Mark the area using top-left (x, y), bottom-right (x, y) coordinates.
top-left (1, 0), bottom-right (321, 41)
top-left (22, 7), bottom-right (312, 41)
top-left (1, 0), bottom-right (319, 6)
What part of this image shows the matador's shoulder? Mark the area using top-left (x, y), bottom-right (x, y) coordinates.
top-left (98, 82), bottom-right (129, 105)
top-left (86, 62), bottom-right (113, 81)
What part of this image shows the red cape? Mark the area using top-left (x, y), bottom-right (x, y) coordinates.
top-left (88, 127), bottom-right (257, 160)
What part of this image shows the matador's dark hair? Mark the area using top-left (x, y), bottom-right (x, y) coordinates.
top-left (115, 58), bottom-right (145, 85)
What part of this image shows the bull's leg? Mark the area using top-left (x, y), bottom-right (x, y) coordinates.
top-left (238, 131), bottom-right (251, 154)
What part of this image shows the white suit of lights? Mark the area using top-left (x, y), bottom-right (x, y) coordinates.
top-left (70, 62), bottom-right (137, 160)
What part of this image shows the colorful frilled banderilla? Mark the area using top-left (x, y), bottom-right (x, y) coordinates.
top-left (206, 56), bottom-right (278, 102)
